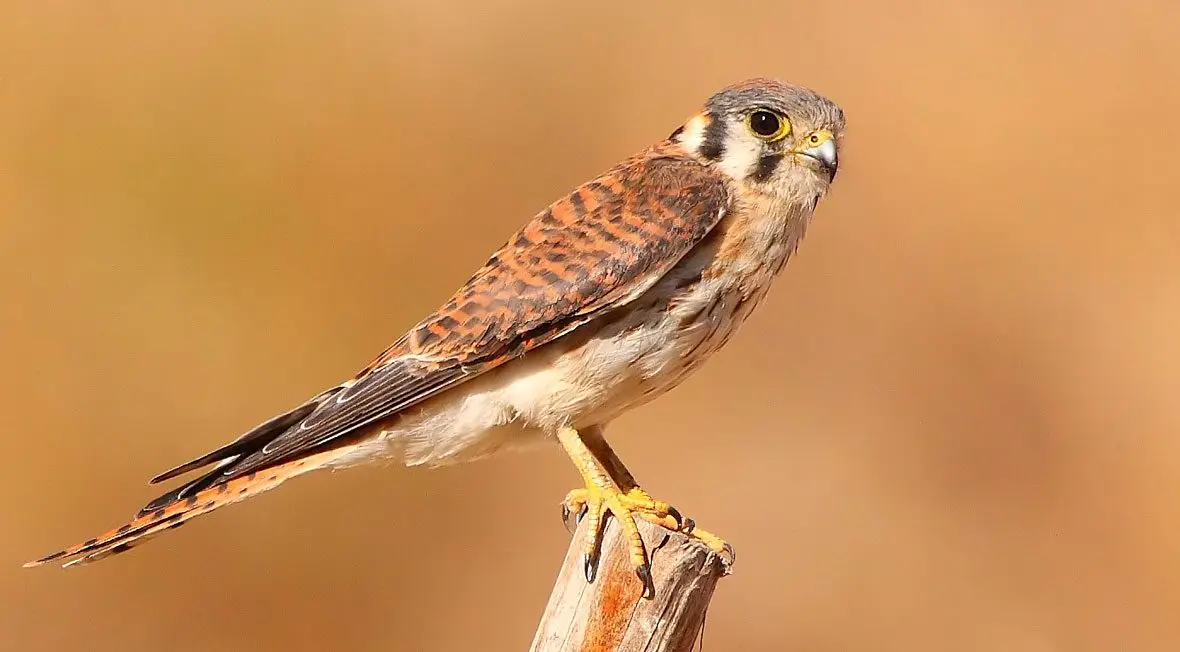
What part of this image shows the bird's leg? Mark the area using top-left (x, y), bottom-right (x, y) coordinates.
top-left (556, 425), bottom-right (733, 598)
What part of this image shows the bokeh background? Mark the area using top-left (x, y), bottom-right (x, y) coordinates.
top-left (3, 1), bottom-right (1179, 650)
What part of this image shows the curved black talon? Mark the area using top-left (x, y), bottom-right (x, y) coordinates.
top-left (665, 505), bottom-right (684, 530)
top-left (636, 564), bottom-right (655, 599)
top-left (561, 503), bottom-right (588, 533)
top-left (583, 551), bottom-right (598, 583)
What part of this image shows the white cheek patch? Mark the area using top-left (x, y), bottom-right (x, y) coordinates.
top-left (716, 121), bottom-right (762, 181)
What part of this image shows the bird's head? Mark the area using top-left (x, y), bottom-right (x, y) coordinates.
top-left (675, 78), bottom-right (845, 205)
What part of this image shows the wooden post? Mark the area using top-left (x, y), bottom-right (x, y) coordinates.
top-left (529, 515), bottom-right (732, 652)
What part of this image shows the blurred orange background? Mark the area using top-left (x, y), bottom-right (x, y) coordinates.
top-left (3, 1), bottom-right (1179, 650)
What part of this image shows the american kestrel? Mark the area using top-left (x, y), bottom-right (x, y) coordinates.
top-left (26, 78), bottom-right (844, 597)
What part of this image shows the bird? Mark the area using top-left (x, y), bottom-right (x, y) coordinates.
top-left (25, 77), bottom-right (845, 597)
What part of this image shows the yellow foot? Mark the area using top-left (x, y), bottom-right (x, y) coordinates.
top-left (561, 486), bottom-right (735, 597)
top-left (637, 512), bottom-right (735, 566)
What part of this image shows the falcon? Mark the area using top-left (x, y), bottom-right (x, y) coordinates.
top-left (26, 78), bottom-right (845, 598)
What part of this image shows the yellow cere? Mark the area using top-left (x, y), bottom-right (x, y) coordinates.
top-left (805, 129), bottom-right (834, 147)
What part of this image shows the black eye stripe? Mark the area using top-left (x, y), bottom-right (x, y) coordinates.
top-left (751, 153), bottom-right (783, 183)
top-left (699, 114), bottom-right (728, 161)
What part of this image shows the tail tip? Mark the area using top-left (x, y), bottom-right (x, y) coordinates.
top-left (22, 554), bottom-right (58, 569)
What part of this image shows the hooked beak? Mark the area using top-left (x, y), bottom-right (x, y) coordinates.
top-left (796, 130), bottom-right (839, 181)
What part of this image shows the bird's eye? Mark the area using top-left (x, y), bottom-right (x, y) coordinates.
top-left (746, 110), bottom-right (790, 141)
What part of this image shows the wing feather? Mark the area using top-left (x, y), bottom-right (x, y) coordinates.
top-left (157, 144), bottom-right (730, 487)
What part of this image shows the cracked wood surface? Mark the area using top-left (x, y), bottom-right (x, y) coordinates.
top-left (530, 516), bottom-right (730, 652)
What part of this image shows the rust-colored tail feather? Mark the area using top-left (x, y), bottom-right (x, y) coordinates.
top-left (24, 447), bottom-right (350, 568)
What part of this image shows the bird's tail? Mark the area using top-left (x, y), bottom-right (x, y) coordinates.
top-left (23, 446), bottom-right (353, 568)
